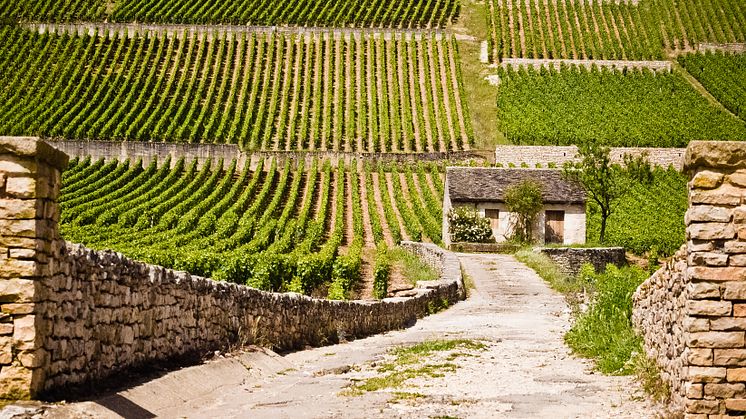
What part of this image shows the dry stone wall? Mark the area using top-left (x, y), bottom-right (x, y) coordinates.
top-left (499, 58), bottom-right (671, 72)
top-left (632, 141), bottom-right (746, 418)
top-left (49, 140), bottom-right (494, 170)
top-left (633, 245), bottom-right (688, 413)
top-left (0, 138), bottom-right (464, 399)
top-left (537, 247), bottom-right (626, 276)
top-left (495, 145), bottom-right (685, 170)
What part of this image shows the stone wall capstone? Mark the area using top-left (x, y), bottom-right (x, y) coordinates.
top-left (537, 247), bottom-right (627, 276)
top-left (0, 138), bottom-right (465, 398)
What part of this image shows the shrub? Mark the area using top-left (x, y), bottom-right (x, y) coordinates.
top-left (447, 207), bottom-right (494, 243)
top-left (504, 179), bottom-right (543, 244)
top-left (373, 244), bottom-right (391, 299)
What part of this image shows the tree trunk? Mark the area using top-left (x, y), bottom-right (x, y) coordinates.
top-left (599, 211), bottom-right (608, 244)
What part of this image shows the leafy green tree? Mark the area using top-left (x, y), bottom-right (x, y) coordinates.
top-left (504, 179), bottom-right (543, 244)
top-left (564, 142), bottom-right (652, 244)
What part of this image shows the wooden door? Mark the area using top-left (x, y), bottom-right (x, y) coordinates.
top-left (485, 209), bottom-right (499, 230)
top-left (545, 210), bottom-right (564, 244)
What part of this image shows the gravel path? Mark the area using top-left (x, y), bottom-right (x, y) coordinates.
top-left (187, 253), bottom-right (652, 418)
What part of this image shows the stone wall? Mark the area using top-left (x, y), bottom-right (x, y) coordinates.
top-left (0, 138), bottom-right (465, 399)
top-left (632, 245), bottom-right (688, 413)
top-left (49, 140), bottom-right (494, 169)
top-left (499, 58), bottom-right (671, 72)
top-left (631, 141), bottom-right (746, 418)
top-left (537, 247), bottom-right (627, 276)
top-left (495, 145), bottom-right (685, 170)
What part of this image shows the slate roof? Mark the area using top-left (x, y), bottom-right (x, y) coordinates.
top-left (446, 167), bottom-right (586, 205)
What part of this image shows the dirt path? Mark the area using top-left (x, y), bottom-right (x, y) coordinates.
top-left (370, 172), bottom-right (396, 247)
top-left (53, 254), bottom-right (653, 418)
top-left (358, 166), bottom-right (376, 248)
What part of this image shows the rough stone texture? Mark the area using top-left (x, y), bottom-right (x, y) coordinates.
top-left (0, 138), bottom-right (465, 399)
top-left (35, 241), bottom-right (463, 395)
top-left (49, 140), bottom-right (494, 171)
top-left (633, 245), bottom-right (688, 414)
top-left (495, 145), bottom-right (685, 170)
top-left (0, 138), bottom-right (68, 399)
top-left (634, 141), bottom-right (746, 417)
top-left (499, 58), bottom-right (671, 72)
top-left (537, 247), bottom-right (627, 276)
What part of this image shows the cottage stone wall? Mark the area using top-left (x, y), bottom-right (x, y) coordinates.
top-left (495, 145), bottom-right (685, 170)
top-left (632, 141), bottom-right (746, 418)
top-left (538, 247), bottom-right (626, 276)
top-left (0, 138), bottom-right (464, 399)
top-left (633, 245), bottom-right (688, 412)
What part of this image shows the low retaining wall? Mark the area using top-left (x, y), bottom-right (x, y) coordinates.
top-left (37, 241), bottom-right (463, 394)
top-left (632, 246), bottom-right (688, 413)
top-left (499, 58), bottom-right (671, 72)
top-left (495, 145), bottom-right (685, 170)
top-left (0, 138), bottom-right (465, 398)
top-left (48, 140), bottom-right (493, 169)
top-left (537, 247), bottom-right (627, 276)
top-left (447, 242), bottom-right (520, 254)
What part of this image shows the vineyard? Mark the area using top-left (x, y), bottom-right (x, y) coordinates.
top-left (487, 0), bottom-right (746, 62)
top-left (59, 156), bottom-right (445, 298)
top-left (586, 166), bottom-right (687, 256)
top-left (679, 51), bottom-right (746, 123)
top-left (0, 0), bottom-right (459, 27)
top-left (0, 28), bottom-right (473, 152)
top-left (495, 65), bottom-right (746, 147)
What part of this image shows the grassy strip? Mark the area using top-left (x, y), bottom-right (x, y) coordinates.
top-left (516, 250), bottom-right (669, 400)
top-left (388, 247), bottom-right (439, 286)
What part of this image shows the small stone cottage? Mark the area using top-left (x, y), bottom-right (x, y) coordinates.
top-left (442, 167), bottom-right (587, 247)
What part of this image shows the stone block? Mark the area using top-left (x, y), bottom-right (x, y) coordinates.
top-left (725, 399), bottom-right (746, 412)
top-left (689, 223), bottom-right (736, 240)
top-left (0, 364), bottom-right (32, 399)
top-left (688, 206), bottom-right (732, 223)
top-left (730, 255), bottom-right (746, 266)
top-left (4, 176), bottom-right (36, 199)
top-left (705, 383), bottom-right (745, 398)
top-left (0, 279), bottom-right (35, 302)
top-left (725, 283), bottom-right (746, 300)
top-left (689, 348), bottom-right (714, 365)
top-left (693, 171), bottom-right (725, 189)
top-left (712, 318), bottom-right (746, 331)
top-left (0, 336), bottom-right (11, 364)
top-left (691, 240), bottom-right (716, 253)
top-left (689, 282), bottom-right (722, 299)
top-left (689, 267), bottom-right (746, 281)
top-left (729, 171), bottom-right (746, 188)
top-left (690, 252), bottom-right (729, 267)
top-left (691, 187), bottom-right (743, 207)
top-left (687, 383), bottom-right (704, 399)
top-left (8, 248), bottom-right (35, 260)
top-left (685, 317), bottom-right (711, 332)
top-left (0, 157), bottom-right (36, 174)
top-left (735, 304), bottom-right (746, 317)
top-left (12, 315), bottom-right (35, 343)
top-left (715, 350), bottom-right (746, 366)
top-left (687, 300), bottom-right (732, 316)
top-left (740, 227), bottom-right (746, 241)
top-left (728, 368), bottom-right (746, 382)
top-left (735, 207), bottom-right (746, 224)
top-left (0, 323), bottom-right (12, 335)
top-left (686, 398), bottom-right (721, 414)
top-left (0, 199), bottom-right (37, 220)
top-left (688, 332), bottom-right (743, 348)
top-left (725, 241), bottom-right (746, 254)
top-left (690, 366), bottom-right (728, 382)
top-left (0, 218), bottom-right (37, 238)
top-left (1, 303), bottom-right (34, 315)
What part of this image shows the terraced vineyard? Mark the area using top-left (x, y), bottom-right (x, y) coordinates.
top-left (59, 157), bottom-right (445, 298)
top-left (495, 65), bottom-right (746, 147)
top-left (679, 51), bottom-right (746, 122)
top-left (0, 0), bottom-right (460, 27)
top-left (487, 0), bottom-right (746, 62)
top-left (0, 28), bottom-right (472, 152)
top-left (587, 167), bottom-right (687, 256)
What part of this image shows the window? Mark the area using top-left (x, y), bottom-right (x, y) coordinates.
top-left (485, 209), bottom-right (499, 230)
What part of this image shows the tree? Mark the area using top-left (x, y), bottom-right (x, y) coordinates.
top-left (504, 179), bottom-right (543, 243)
top-left (563, 142), bottom-right (652, 244)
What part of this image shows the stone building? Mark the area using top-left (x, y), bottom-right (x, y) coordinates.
top-left (442, 168), bottom-right (587, 247)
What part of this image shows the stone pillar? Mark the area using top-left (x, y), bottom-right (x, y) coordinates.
top-left (684, 141), bottom-right (746, 418)
top-left (0, 138), bottom-right (67, 399)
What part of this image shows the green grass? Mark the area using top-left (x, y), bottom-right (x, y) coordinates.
top-left (514, 249), bottom-right (589, 296)
top-left (456, 40), bottom-right (506, 149)
top-left (564, 265), bottom-right (648, 375)
top-left (389, 247), bottom-right (440, 286)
